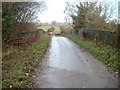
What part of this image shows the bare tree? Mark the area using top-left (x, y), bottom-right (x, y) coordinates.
top-left (64, 1), bottom-right (117, 30)
top-left (2, 1), bottom-right (46, 46)
top-left (13, 2), bottom-right (46, 23)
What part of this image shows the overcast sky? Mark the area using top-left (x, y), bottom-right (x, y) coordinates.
top-left (37, 0), bottom-right (70, 23)
top-left (37, 0), bottom-right (119, 23)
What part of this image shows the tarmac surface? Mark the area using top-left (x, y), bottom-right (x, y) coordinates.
top-left (32, 36), bottom-right (118, 88)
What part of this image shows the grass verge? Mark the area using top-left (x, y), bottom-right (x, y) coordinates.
top-left (2, 35), bottom-right (50, 88)
top-left (64, 35), bottom-right (120, 74)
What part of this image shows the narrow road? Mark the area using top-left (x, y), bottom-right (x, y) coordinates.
top-left (32, 36), bottom-right (118, 88)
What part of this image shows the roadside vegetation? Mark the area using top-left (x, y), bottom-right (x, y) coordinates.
top-left (2, 2), bottom-right (49, 88)
top-left (2, 35), bottom-right (50, 88)
top-left (64, 35), bottom-right (120, 76)
top-left (2, 2), bottom-right (46, 52)
top-left (64, 1), bottom-right (119, 48)
top-left (62, 1), bottom-right (119, 75)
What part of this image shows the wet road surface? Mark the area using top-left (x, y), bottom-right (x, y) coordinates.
top-left (32, 36), bottom-right (118, 88)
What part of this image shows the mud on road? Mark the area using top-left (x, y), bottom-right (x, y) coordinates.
top-left (31, 36), bottom-right (118, 88)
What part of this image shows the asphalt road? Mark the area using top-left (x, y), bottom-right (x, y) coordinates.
top-left (32, 36), bottom-right (118, 88)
